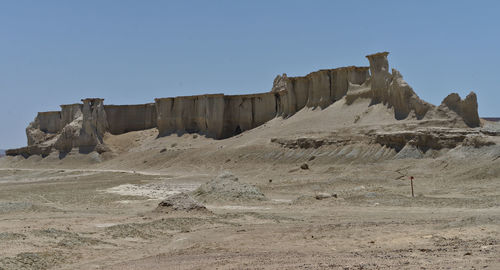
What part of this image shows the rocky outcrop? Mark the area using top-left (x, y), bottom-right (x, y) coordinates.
top-left (387, 69), bottom-right (431, 120)
top-left (7, 52), bottom-right (483, 158)
top-left (26, 112), bottom-right (62, 145)
top-left (79, 98), bottom-right (108, 148)
top-left (275, 66), bottom-right (370, 116)
top-left (373, 128), bottom-right (482, 152)
top-left (270, 137), bottom-right (354, 149)
top-left (60, 104), bottom-right (83, 127)
top-left (440, 92), bottom-right (480, 127)
top-left (271, 74), bottom-right (288, 93)
top-left (6, 145), bottom-right (53, 158)
top-left (53, 98), bottom-right (108, 153)
top-left (53, 116), bottom-right (82, 153)
top-left (363, 52), bottom-right (432, 119)
top-left (366, 52), bottom-right (392, 104)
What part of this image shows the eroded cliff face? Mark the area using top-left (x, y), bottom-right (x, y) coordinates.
top-left (155, 93), bottom-right (277, 139)
top-left (222, 93), bottom-right (276, 138)
top-left (105, 103), bottom-right (157, 135)
top-left (155, 94), bottom-right (226, 138)
top-left (7, 52), bottom-right (482, 157)
top-left (274, 66), bottom-right (370, 117)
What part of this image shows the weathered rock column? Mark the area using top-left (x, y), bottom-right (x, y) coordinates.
top-left (79, 98), bottom-right (108, 147)
top-left (366, 52), bottom-right (392, 103)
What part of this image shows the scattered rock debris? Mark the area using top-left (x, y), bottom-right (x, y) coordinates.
top-left (156, 192), bottom-right (208, 213)
top-left (192, 172), bottom-right (266, 202)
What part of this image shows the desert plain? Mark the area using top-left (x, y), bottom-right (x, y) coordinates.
top-left (1, 96), bottom-right (499, 269)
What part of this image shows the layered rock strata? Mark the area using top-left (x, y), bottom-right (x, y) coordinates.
top-left (7, 52), bottom-right (483, 157)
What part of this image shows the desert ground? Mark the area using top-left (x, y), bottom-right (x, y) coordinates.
top-left (1, 99), bottom-right (499, 269)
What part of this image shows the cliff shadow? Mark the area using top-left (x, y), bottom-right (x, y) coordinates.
top-left (234, 125), bottom-right (242, 136)
top-left (156, 130), bottom-right (216, 140)
top-left (78, 146), bottom-right (96, 154)
top-left (58, 151), bottom-right (68, 159)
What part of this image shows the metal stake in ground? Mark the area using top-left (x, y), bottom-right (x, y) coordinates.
top-left (410, 176), bottom-right (415, 197)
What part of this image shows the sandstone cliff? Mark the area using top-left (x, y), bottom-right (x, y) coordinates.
top-left (7, 52), bottom-right (482, 157)
top-left (105, 103), bottom-right (157, 135)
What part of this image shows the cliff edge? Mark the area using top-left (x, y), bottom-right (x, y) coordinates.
top-left (6, 52), bottom-right (482, 158)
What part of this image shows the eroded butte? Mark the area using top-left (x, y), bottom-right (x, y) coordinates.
top-left (0, 52), bottom-right (499, 269)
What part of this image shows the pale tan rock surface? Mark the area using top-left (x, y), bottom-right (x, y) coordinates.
top-left (7, 52), bottom-right (485, 158)
top-left (105, 103), bottom-right (157, 135)
top-left (441, 92), bottom-right (480, 127)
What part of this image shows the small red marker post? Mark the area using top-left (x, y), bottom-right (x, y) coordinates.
top-left (410, 176), bottom-right (415, 198)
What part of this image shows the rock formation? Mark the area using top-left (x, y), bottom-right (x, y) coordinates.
top-left (26, 112), bottom-right (62, 146)
top-left (105, 103), bottom-right (157, 135)
top-left (53, 98), bottom-right (108, 153)
top-left (6, 52), bottom-right (483, 158)
top-left (440, 92), bottom-right (480, 127)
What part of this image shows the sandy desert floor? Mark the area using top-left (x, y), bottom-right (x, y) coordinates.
top-left (0, 158), bottom-right (498, 269)
top-left (0, 101), bottom-right (499, 269)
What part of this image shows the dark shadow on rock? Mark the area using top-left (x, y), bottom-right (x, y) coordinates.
top-left (78, 146), bottom-right (96, 154)
top-left (58, 152), bottom-right (68, 159)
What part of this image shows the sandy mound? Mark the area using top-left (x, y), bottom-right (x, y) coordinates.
top-left (192, 172), bottom-right (266, 202)
top-left (156, 192), bottom-right (207, 213)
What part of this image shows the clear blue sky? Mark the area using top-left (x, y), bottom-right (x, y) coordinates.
top-left (1, 0), bottom-right (499, 149)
